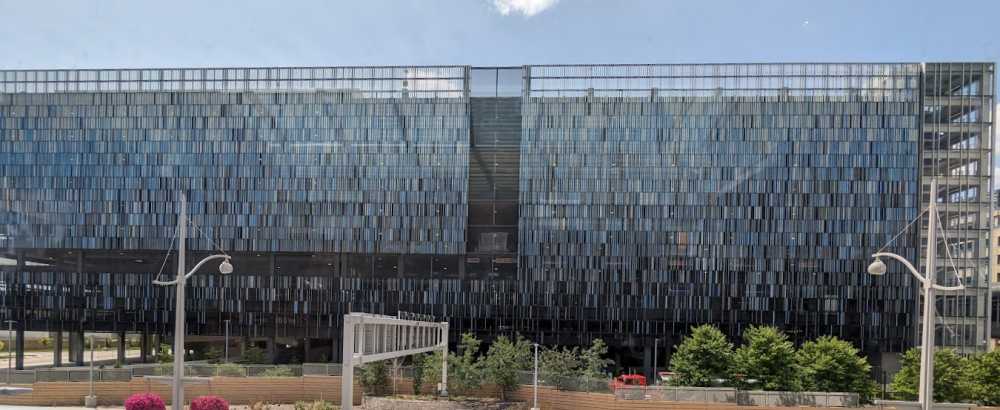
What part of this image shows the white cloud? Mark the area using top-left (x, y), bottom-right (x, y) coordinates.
top-left (492, 0), bottom-right (559, 17)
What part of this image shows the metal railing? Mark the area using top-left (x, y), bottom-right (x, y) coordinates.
top-left (611, 385), bottom-right (859, 407)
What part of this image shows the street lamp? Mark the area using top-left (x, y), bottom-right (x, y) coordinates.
top-left (531, 343), bottom-right (539, 410)
top-left (223, 319), bottom-right (230, 363)
top-left (868, 180), bottom-right (963, 410)
top-left (153, 193), bottom-right (233, 410)
top-left (4, 320), bottom-right (14, 385)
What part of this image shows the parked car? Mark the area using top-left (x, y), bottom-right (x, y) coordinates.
top-left (609, 374), bottom-right (646, 391)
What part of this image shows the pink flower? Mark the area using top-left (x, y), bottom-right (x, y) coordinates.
top-left (124, 393), bottom-right (166, 410)
top-left (191, 395), bottom-right (230, 410)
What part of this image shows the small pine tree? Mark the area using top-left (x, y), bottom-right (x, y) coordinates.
top-left (579, 338), bottom-right (613, 380)
top-left (482, 335), bottom-right (532, 400)
top-left (239, 345), bottom-right (268, 364)
top-left (358, 360), bottom-right (390, 395)
top-left (448, 333), bottom-right (484, 394)
top-left (539, 346), bottom-right (580, 390)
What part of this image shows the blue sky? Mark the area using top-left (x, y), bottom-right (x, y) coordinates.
top-left (2, 0), bottom-right (999, 181)
top-left (1, 0), bottom-right (998, 68)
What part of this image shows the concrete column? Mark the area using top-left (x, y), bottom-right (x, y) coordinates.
top-left (71, 331), bottom-right (85, 365)
top-left (117, 331), bottom-right (126, 366)
top-left (152, 334), bottom-right (160, 359)
top-left (642, 345), bottom-right (653, 382)
top-left (268, 336), bottom-right (277, 364)
top-left (140, 331), bottom-right (149, 363)
top-left (14, 327), bottom-right (24, 370)
top-left (303, 338), bottom-right (311, 363)
top-left (330, 338), bottom-right (340, 363)
top-left (53, 330), bottom-right (63, 367)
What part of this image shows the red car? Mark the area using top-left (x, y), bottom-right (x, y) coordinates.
top-left (609, 374), bottom-right (647, 391)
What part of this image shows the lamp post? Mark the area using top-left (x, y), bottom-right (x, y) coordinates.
top-left (4, 320), bottom-right (13, 385)
top-left (531, 343), bottom-right (539, 410)
top-left (153, 193), bottom-right (233, 410)
top-left (85, 335), bottom-right (96, 408)
top-left (224, 319), bottom-right (230, 363)
top-left (868, 179), bottom-right (963, 410)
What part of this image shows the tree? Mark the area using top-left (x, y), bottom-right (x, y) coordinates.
top-left (156, 344), bottom-right (172, 364)
top-left (540, 346), bottom-right (581, 390)
top-left (796, 336), bottom-right (877, 402)
top-left (411, 354), bottom-right (427, 394)
top-left (204, 346), bottom-right (224, 364)
top-left (238, 346), bottom-right (268, 364)
top-left (579, 338), bottom-right (613, 380)
top-left (448, 333), bottom-right (484, 394)
top-left (669, 325), bottom-right (734, 387)
top-left (482, 335), bottom-right (532, 399)
top-left (891, 348), bottom-right (972, 403)
top-left (732, 326), bottom-right (800, 391)
top-left (420, 351), bottom-right (444, 394)
top-left (358, 360), bottom-right (390, 395)
top-left (967, 350), bottom-right (1000, 405)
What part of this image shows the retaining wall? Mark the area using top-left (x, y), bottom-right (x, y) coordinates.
top-left (0, 376), bottom-right (361, 407)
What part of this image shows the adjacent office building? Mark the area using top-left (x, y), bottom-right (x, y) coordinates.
top-left (0, 63), bottom-right (993, 373)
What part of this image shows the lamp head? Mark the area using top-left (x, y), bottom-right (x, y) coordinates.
top-left (218, 258), bottom-right (234, 275)
top-left (867, 257), bottom-right (886, 276)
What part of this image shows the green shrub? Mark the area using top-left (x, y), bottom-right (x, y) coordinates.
top-left (215, 362), bottom-right (245, 377)
top-left (156, 344), bottom-right (173, 363)
top-left (411, 354), bottom-right (427, 394)
top-left (204, 346), bottom-right (224, 364)
top-left (293, 400), bottom-right (334, 410)
top-left (796, 336), bottom-right (877, 403)
top-left (891, 348), bottom-right (972, 403)
top-left (448, 333), bottom-right (484, 395)
top-left (156, 363), bottom-right (173, 376)
top-left (540, 346), bottom-right (581, 390)
top-left (968, 349), bottom-right (1000, 405)
top-left (358, 360), bottom-right (390, 395)
top-left (482, 334), bottom-right (532, 400)
top-left (732, 326), bottom-right (800, 391)
top-left (669, 325), bottom-right (734, 387)
top-left (259, 366), bottom-right (295, 377)
top-left (239, 346), bottom-right (269, 364)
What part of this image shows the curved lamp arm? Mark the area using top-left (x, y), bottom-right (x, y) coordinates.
top-left (153, 255), bottom-right (231, 286)
top-left (872, 252), bottom-right (965, 292)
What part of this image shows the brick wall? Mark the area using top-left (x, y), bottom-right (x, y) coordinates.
top-left (0, 376), bottom-right (992, 410)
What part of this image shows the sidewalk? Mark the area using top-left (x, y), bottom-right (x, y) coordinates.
top-left (15, 350), bottom-right (141, 369)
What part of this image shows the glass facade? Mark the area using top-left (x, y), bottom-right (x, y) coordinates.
top-left (0, 63), bottom-right (993, 366)
top-left (519, 64), bottom-right (923, 352)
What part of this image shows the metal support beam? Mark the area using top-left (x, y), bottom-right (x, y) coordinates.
top-left (341, 313), bottom-right (449, 410)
